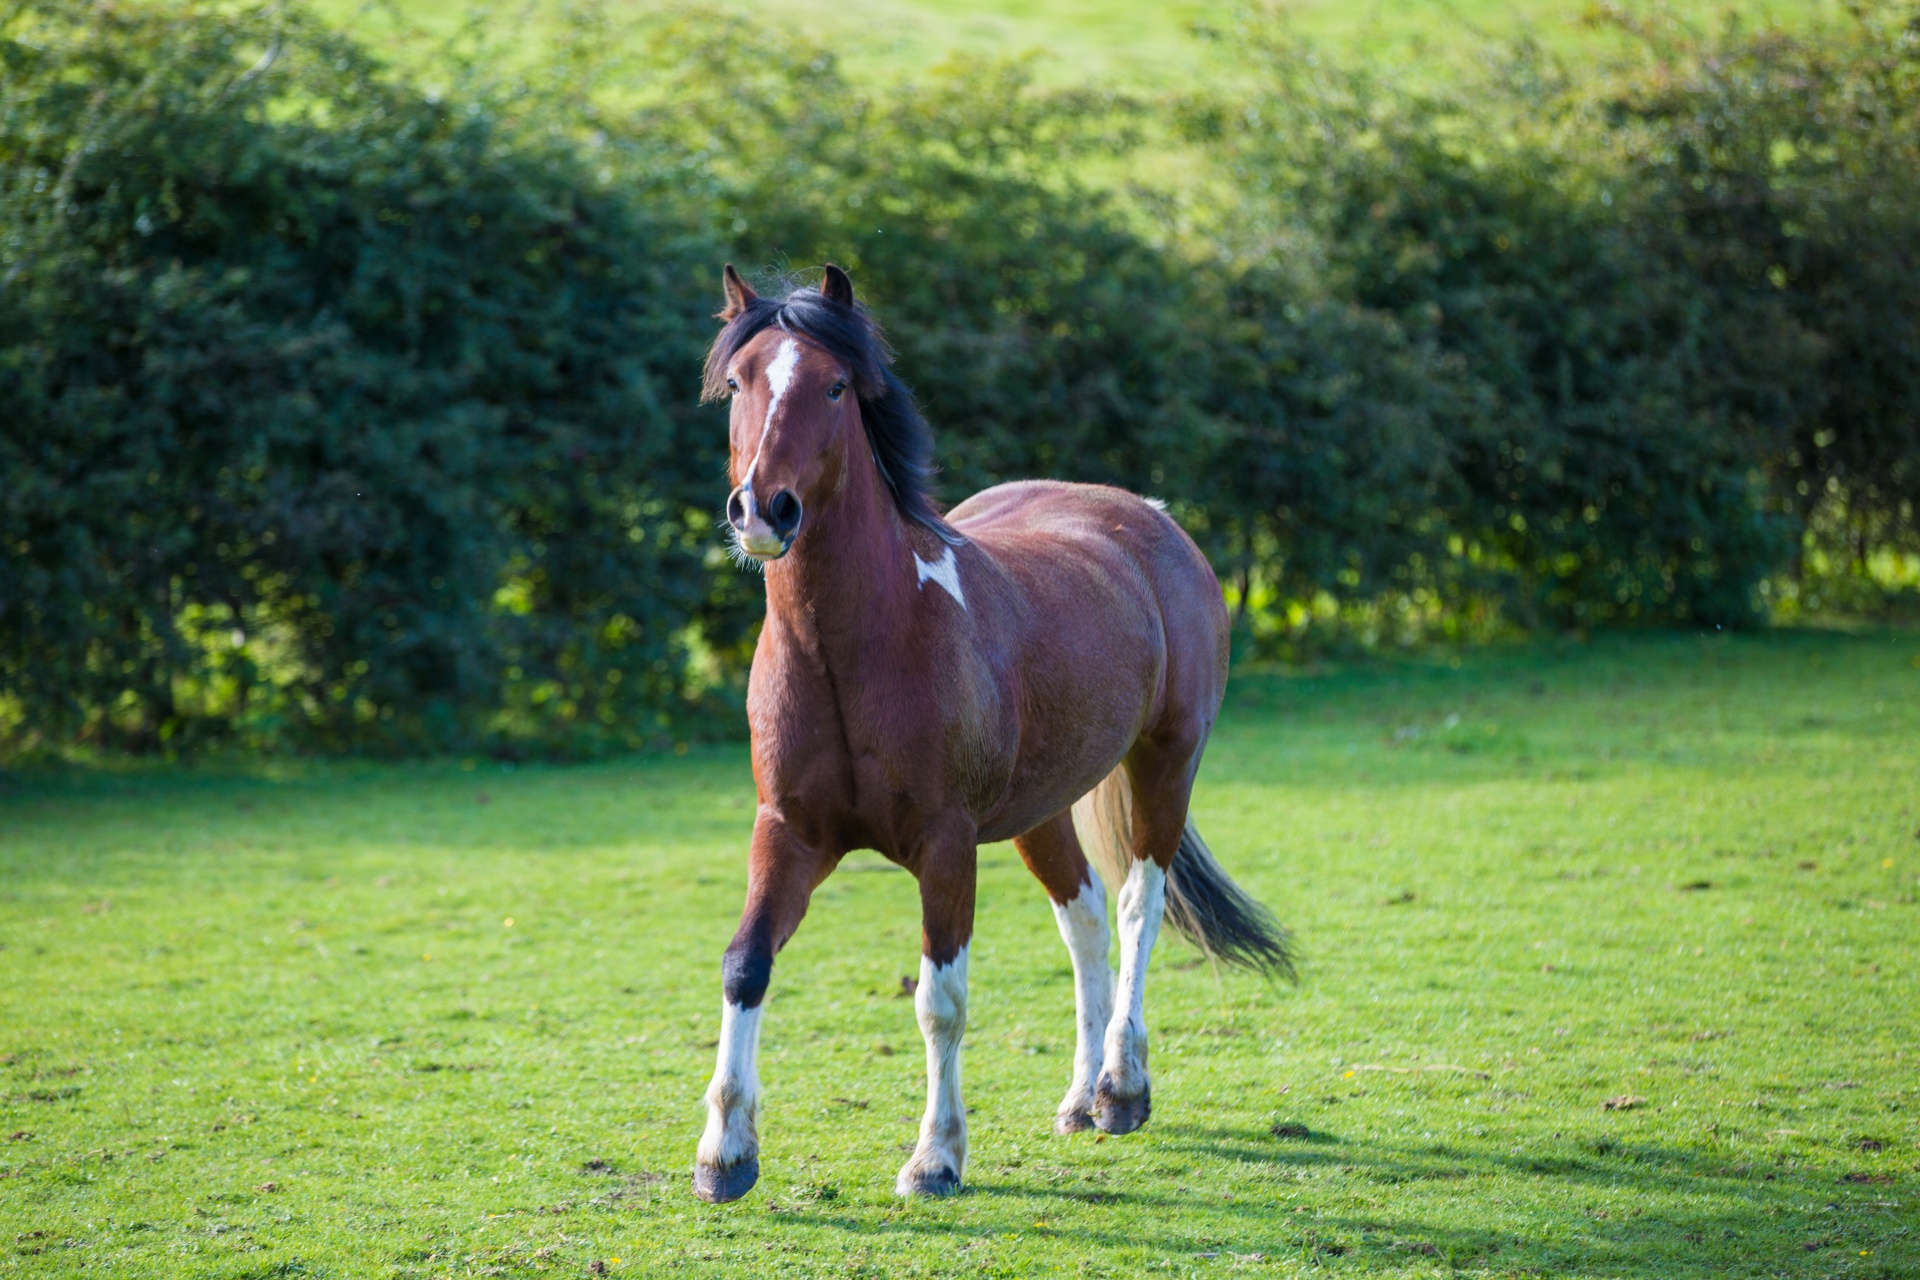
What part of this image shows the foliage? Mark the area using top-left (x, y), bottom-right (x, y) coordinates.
top-left (2, 1), bottom-right (1918, 754)
top-left (1595, 1), bottom-right (1920, 609)
top-left (0, 1), bottom-right (724, 754)
top-left (1192, 3), bottom-right (1920, 635)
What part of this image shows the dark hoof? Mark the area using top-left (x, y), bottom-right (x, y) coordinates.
top-left (1054, 1108), bottom-right (1095, 1135)
top-left (692, 1156), bottom-right (758, 1204)
top-left (897, 1164), bottom-right (962, 1197)
top-left (1094, 1076), bottom-right (1151, 1135)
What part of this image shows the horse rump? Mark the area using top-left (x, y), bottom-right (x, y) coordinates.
top-left (1071, 766), bottom-right (1296, 981)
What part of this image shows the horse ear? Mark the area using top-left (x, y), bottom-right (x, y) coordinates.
top-left (820, 264), bottom-right (854, 309)
top-left (719, 263), bottom-right (758, 321)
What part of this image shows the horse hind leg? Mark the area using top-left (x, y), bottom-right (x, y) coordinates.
top-left (1013, 812), bottom-right (1113, 1134)
top-left (1071, 755), bottom-right (1186, 1136)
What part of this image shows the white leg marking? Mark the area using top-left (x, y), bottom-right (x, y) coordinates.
top-left (1051, 876), bottom-right (1112, 1129)
top-left (1102, 858), bottom-right (1164, 1102)
top-left (696, 1000), bottom-right (763, 1170)
top-left (912, 545), bottom-right (967, 610)
top-left (897, 946), bottom-right (968, 1195)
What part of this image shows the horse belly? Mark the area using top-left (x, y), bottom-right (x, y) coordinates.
top-left (973, 601), bottom-right (1163, 843)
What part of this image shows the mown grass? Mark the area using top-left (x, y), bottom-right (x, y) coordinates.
top-left (315, 0), bottom-right (1827, 87)
top-left (2, 630), bottom-right (1916, 1277)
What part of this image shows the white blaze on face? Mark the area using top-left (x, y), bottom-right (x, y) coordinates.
top-left (743, 338), bottom-right (802, 494)
top-left (696, 1000), bottom-right (763, 1170)
top-left (1050, 876), bottom-right (1112, 1121)
top-left (913, 545), bottom-right (966, 610)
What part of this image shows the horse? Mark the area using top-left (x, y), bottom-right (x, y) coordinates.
top-left (692, 263), bottom-right (1293, 1204)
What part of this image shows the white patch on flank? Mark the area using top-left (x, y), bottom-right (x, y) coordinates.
top-left (1143, 496), bottom-right (1168, 512)
top-left (913, 545), bottom-right (966, 610)
top-left (1102, 857), bottom-right (1164, 1098)
top-left (696, 1001), bottom-right (763, 1170)
top-left (897, 947), bottom-right (969, 1194)
top-left (1050, 877), bottom-right (1113, 1124)
top-left (742, 338), bottom-right (802, 496)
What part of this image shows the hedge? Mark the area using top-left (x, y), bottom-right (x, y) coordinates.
top-left (2, 0), bottom-right (1915, 755)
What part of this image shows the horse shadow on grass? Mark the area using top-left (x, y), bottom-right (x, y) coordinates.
top-left (1144, 1121), bottom-right (1899, 1275)
top-left (763, 1121), bottom-right (1903, 1276)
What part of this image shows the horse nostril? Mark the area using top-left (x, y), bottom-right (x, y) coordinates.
top-left (726, 486), bottom-right (749, 529)
top-left (765, 489), bottom-right (802, 539)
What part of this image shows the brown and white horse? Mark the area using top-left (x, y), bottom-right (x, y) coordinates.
top-left (692, 265), bottom-right (1292, 1204)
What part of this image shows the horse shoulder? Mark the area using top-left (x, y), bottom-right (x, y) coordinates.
top-left (746, 620), bottom-right (856, 827)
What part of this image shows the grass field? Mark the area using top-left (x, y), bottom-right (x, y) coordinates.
top-left (317, 0), bottom-right (1828, 87)
top-left (3, 630), bottom-right (1917, 1277)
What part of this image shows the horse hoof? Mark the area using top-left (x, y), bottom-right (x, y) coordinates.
top-left (1094, 1078), bottom-right (1151, 1135)
top-left (1054, 1108), bottom-right (1095, 1135)
top-left (895, 1164), bottom-right (962, 1198)
top-left (692, 1156), bottom-right (758, 1204)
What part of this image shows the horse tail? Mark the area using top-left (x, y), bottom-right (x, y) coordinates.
top-left (1071, 765), bottom-right (1296, 981)
top-left (1069, 764), bottom-right (1136, 896)
top-left (1164, 818), bottom-right (1296, 980)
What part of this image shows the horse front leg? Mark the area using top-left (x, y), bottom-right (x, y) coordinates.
top-left (693, 813), bottom-right (834, 1204)
top-left (897, 816), bottom-right (977, 1197)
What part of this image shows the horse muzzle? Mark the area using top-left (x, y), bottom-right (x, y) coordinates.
top-left (726, 483), bottom-right (802, 560)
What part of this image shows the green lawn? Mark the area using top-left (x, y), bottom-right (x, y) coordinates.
top-left (317, 0), bottom-right (1827, 87)
top-left (2, 630), bottom-right (1916, 1277)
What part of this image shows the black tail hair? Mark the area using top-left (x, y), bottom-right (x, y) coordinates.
top-left (1164, 819), bottom-right (1297, 981)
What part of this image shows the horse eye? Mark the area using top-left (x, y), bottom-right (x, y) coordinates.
top-left (828, 381), bottom-right (846, 402)
top-left (725, 377), bottom-right (739, 393)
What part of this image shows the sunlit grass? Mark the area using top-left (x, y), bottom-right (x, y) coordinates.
top-left (312, 0), bottom-right (1830, 87)
top-left (2, 629), bottom-right (1916, 1276)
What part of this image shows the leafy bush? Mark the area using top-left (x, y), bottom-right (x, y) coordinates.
top-left (1195, 3), bottom-right (1919, 630)
top-left (2, 0), bottom-right (1916, 757)
top-left (1595, 2), bottom-right (1920, 611)
top-left (0, 1), bottom-right (724, 753)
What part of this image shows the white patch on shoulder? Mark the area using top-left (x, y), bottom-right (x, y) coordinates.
top-left (1142, 497), bottom-right (1168, 512)
top-left (913, 545), bottom-right (966, 610)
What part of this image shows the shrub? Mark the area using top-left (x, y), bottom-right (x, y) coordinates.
top-left (3, 0), bottom-right (1916, 757)
top-left (0, 0), bottom-right (724, 753)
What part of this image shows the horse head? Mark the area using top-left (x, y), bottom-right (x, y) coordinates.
top-left (708, 265), bottom-right (861, 561)
top-left (703, 263), bottom-right (958, 563)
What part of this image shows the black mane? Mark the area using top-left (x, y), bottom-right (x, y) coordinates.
top-left (702, 282), bottom-right (961, 546)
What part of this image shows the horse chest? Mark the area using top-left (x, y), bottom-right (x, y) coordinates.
top-left (754, 645), bottom-right (1012, 844)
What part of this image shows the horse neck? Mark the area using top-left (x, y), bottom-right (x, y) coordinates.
top-left (762, 438), bottom-right (919, 659)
